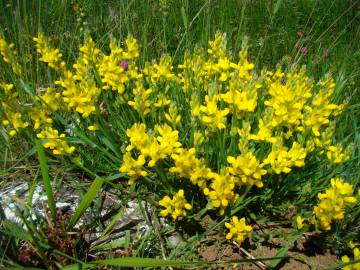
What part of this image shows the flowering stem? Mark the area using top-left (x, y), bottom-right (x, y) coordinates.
top-left (238, 185), bottom-right (252, 203)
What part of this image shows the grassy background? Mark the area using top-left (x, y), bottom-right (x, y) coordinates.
top-left (1, 0), bottom-right (359, 267)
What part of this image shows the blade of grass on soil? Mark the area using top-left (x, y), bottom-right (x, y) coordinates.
top-left (35, 139), bottom-right (56, 221)
top-left (67, 176), bottom-right (104, 230)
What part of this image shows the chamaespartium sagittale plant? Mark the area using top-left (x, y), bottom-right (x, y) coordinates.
top-left (0, 32), bottom-right (358, 249)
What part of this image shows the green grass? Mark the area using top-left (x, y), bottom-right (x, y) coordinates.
top-left (1, 0), bottom-right (359, 269)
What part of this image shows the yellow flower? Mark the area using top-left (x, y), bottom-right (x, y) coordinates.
top-left (2, 111), bottom-right (29, 136)
top-left (326, 144), bottom-right (352, 164)
top-left (170, 148), bottom-right (211, 189)
top-left (37, 127), bottom-right (75, 155)
top-left (155, 124), bottom-right (182, 155)
top-left (125, 123), bottom-right (150, 152)
top-left (342, 247), bottom-right (360, 270)
top-left (296, 215), bottom-right (305, 229)
top-left (33, 33), bottom-right (65, 72)
top-left (193, 131), bottom-right (204, 147)
top-left (225, 216), bottom-right (252, 245)
top-left (204, 170), bottom-right (238, 215)
top-left (29, 107), bottom-right (53, 130)
top-left (0, 36), bottom-right (21, 74)
top-left (230, 49), bottom-right (255, 79)
top-left (264, 67), bottom-right (312, 129)
top-left (98, 39), bottom-right (129, 94)
top-left (221, 76), bottom-right (260, 115)
top-left (264, 141), bottom-right (307, 174)
top-left (73, 37), bottom-right (101, 80)
top-left (119, 152), bottom-right (148, 185)
top-left (207, 32), bottom-right (226, 59)
top-left (200, 95), bottom-right (229, 131)
top-left (128, 81), bottom-right (153, 116)
top-left (0, 83), bottom-right (15, 96)
top-left (56, 71), bottom-right (101, 118)
top-left (303, 78), bottom-right (345, 137)
top-left (88, 125), bottom-right (99, 131)
top-left (165, 102), bottom-right (181, 127)
top-left (123, 36), bottom-right (139, 60)
top-left (249, 117), bottom-right (276, 144)
top-left (150, 54), bottom-right (176, 83)
top-left (154, 94), bottom-right (171, 108)
top-left (227, 151), bottom-right (267, 188)
top-left (313, 178), bottom-right (356, 230)
top-left (38, 87), bottom-right (61, 111)
top-left (159, 189), bottom-right (192, 220)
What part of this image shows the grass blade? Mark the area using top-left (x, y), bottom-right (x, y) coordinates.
top-left (35, 139), bottom-right (56, 221)
top-left (67, 176), bottom-right (104, 230)
top-left (94, 257), bottom-right (195, 267)
top-left (273, 0), bottom-right (284, 16)
top-left (269, 244), bottom-right (289, 269)
top-left (97, 206), bottom-right (125, 241)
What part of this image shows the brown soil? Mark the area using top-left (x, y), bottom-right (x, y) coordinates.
top-left (198, 226), bottom-right (339, 270)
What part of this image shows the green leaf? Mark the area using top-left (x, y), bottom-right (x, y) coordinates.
top-left (22, 82), bottom-right (36, 97)
top-left (68, 176), bottom-right (104, 230)
top-left (92, 237), bottom-right (129, 250)
top-left (60, 262), bottom-right (96, 270)
top-left (269, 244), bottom-right (289, 268)
top-left (35, 140), bottom-right (57, 221)
top-left (273, 0), bottom-right (284, 16)
top-left (97, 206), bottom-right (125, 241)
top-left (104, 173), bottom-right (125, 182)
top-left (94, 257), bottom-right (196, 267)
top-left (1, 220), bottom-right (32, 241)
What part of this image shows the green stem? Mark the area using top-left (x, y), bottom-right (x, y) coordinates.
top-left (238, 185), bottom-right (252, 203)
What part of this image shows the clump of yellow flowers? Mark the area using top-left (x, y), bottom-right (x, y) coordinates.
top-left (0, 32), bottom-right (357, 249)
top-left (312, 178), bottom-right (357, 231)
top-left (159, 189), bottom-right (192, 220)
top-left (0, 36), bottom-right (21, 75)
top-left (342, 242), bottom-right (360, 270)
top-left (225, 216), bottom-right (253, 244)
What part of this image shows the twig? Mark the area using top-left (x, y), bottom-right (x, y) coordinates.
top-left (233, 241), bottom-right (267, 270)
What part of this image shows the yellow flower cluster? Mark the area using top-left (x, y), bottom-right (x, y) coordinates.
top-left (146, 54), bottom-right (176, 83)
top-left (119, 152), bottom-right (148, 185)
top-left (0, 36), bottom-right (21, 74)
top-left (55, 37), bottom-right (101, 117)
top-left (27, 87), bottom-right (75, 155)
top-left (2, 111), bottom-right (29, 136)
top-left (120, 123), bottom-right (182, 184)
top-left (165, 102), bottom-right (181, 128)
top-left (159, 189), bottom-right (192, 220)
top-left (128, 81), bottom-right (153, 116)
top-left (227, 151), bottom-right (267, 187)
top-left (326, 144), bottom-right (352, 164)
top-left (225, 216), bottom-right (252, 244)
top-left (99, 36), bottom-right (140, 94)
top-left (263, 141), bottom-right (307, 174)
top-left (312, 178), bottom-right (357, 230)
top-left (204, 170), bottom-right (238, 215)
top-left (342, 242), bottom-right (360, 270)
top-left (0, 83), bottom-right (28, 136)
top-left (29, 87), bottom-right (61, 129)
top-left (33, 33), bottom-right (65, 72)
top-left (304, 78), bottom-right (344, 136)
top-left (170, 148), bottom-right (211, 189)
top-left (36, 126), bottom-right (75, 155)
top-left (200, 95), bottom-right (229, 131)
top-left (265, 67), bottom-right (312, 129)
